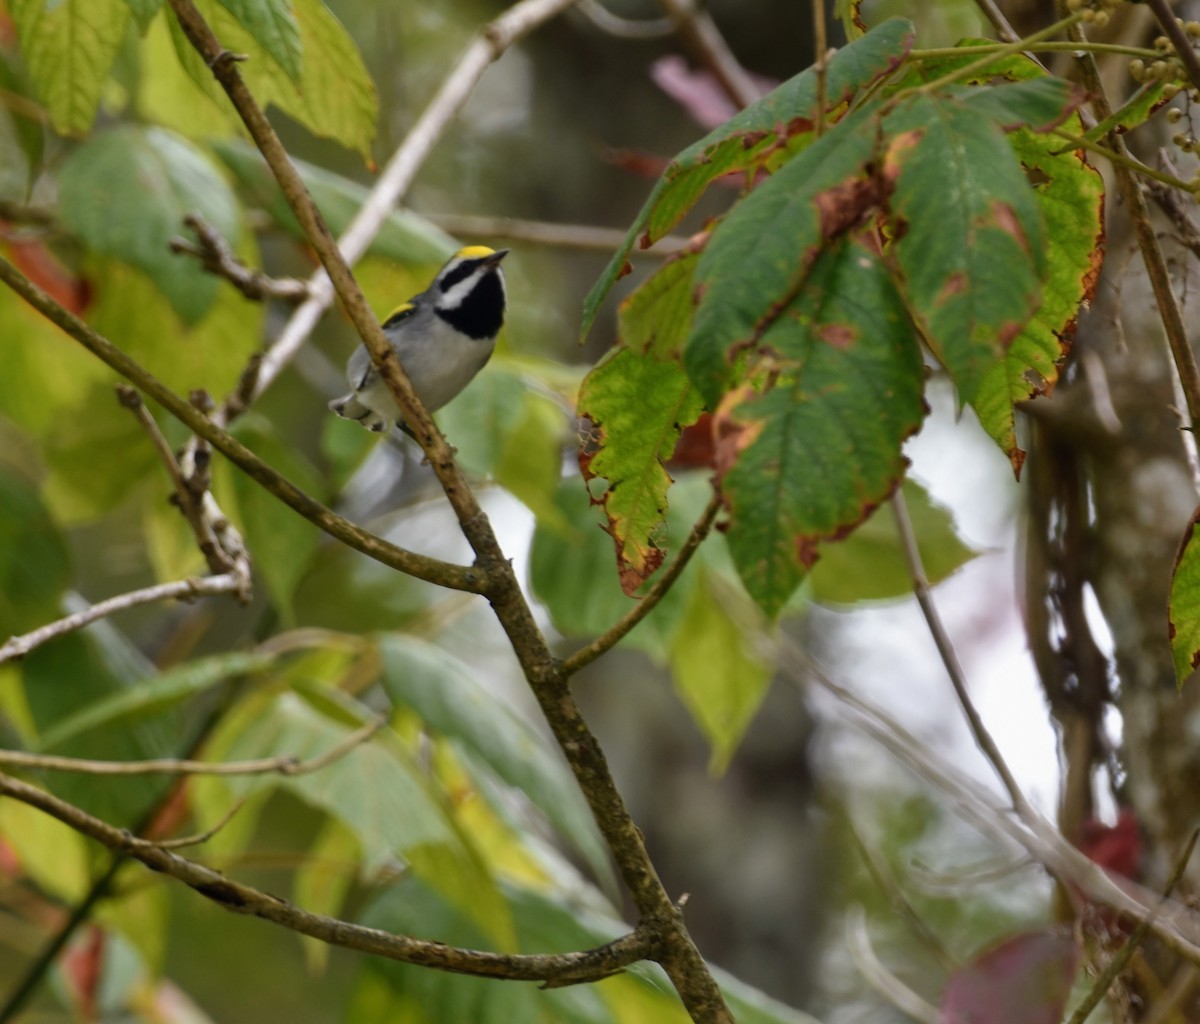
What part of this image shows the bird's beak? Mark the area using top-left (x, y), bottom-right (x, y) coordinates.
top-left (482, 248), bottom-right (510, 268)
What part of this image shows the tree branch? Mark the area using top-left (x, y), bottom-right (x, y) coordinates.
top-left (0, 254), bottom-right (485, 595)
top-left (0, 770), bottom-right (656, 985)
top-left (422, 212), bottom-right (689, 256)
top-left (561, 492), bottom-right (721, 676)
top-left (0, 717), bottom-right (384, 776)
top-left (162, 2), bottom-right (732, 1017)
top-left (170, 212), bottom-right (310, 303)
top-left (0, 575), bottom-right (242, 664)
top-left (890, 489), bottom-right (1034, 820)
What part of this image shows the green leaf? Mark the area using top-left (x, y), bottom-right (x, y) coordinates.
top-left (1083, 82), bottom-right (1166, 142)
top-left (137, 9), bottom-right (237, 136)
top-left (482, 384), bottom-right (571, 529)
top-left (686, 106), bottom-right (879, 407)
top-left (36, 650), bottom-right (272, 751)
top-left (970, 110), bottom-right (1104, 472)
top-left (1171, 507), bottom-right (1200, 686)
top-left (214, 0), bottom-right (302, 81)
top-left (10, 0), bottom-right (131, 135)
top-left (18, 629), bottom-right (171, 825)
top-left (0, 468), bottom-right (71, 636)
top-left (581, 18), bottom-right (915, 336)
top-left (908, 49), bottom-right (1103, 471)
top-left (618, 247), bottom-right (699, 359)
top-left (126, 0), bottom-right (165, 30)
top-left (360, 879), bottom-right (603, 1024)
top-left (58, 127), bottom-right (241, 325)
top-left (0, 285), bottom-right (108, 439)
top-left (0, 798), bottom-right (91, 902)
top-left (955, 77), bottom-right (1082, 131)
top-left (40, 379), bottom-right (159, 523)
top-left (294, 818), bottom-right (360, 973)
top-left (579, 347), bottom-right (704, 594)
top-left (211, 138), bottom-right (454, 263)
top-left (436, 368), bottom-right (528, 479)
top-left (884, 93), bottom-right (1044, 404)
top-left (222, 688), bottom-right (512, 943)
top-left (808, 479), bottom-right (979, 603)
top-left (174, 0), bottom-right (377, 158)
top-left (378, 635), bottom-right (614, 889)
top-left (716, 237), bottom-right (925, 617)
top-left (670, 571), bottom-right (771, 773)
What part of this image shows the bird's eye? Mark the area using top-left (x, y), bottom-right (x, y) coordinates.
top-left (383, 305), bottom-right (415, 328)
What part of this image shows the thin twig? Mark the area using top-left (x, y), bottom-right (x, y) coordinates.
top-left (846, 906), bottom-right (939, 1024)
top-left (0, 718), bottom-right (385, 776)
top-left (813, 0), bottom-right (828, 138)
top-left (236, 0), bottom-right (587, 431)
top-left (786, 643), bottom-right (1200, 968)
top-left (910, 14), bottom-right (1084, 96)
top-left (1143, 0), bottom-right (1200, 97)
top-left (170, 212), bottom-right (310, 302)
top-left (128, 800), bottom-right (246, 850)
top-left (0, 575), bottom-right (242, 664)
top-left (116, 384), bottom-right (247, 587)
top-left (0, 769), bottom-right (656, 984)
top-left (561, 492), bottom-right (721, 676)
top-left (1065, 829), bottom-right (1200, 1024)
top-left (422, 212), bottom-right (689, 256)
top-left (655, 0), bottom-right (761, 109)
top-left (890, 489), bottom-right (1034, 819)
top-left (971, 0), bottom-right (1022, 43)
top-left (848, 824), bottom-right (958, 973)
top-left (1050, 127), bottom-right (1197, 194)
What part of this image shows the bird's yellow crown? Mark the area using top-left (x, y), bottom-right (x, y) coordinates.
top-left (454, 245), bottom-right (497, 260)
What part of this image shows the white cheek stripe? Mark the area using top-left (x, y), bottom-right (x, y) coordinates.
top-left (439, 268), bottom-right (505, 311)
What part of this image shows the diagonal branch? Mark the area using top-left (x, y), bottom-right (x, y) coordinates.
top-left (170, 212), bottom-right (310, 303)
top-left (0, 769), bottom-right (656, 985)
top-left (161, 2), bottom-right (733, 1018)
top-left (890, 489), bottom-right (1034, 820)
top-left (0, 575), bottom-right (242, 664)
top-left (0, 717), bottom-right (385, 775)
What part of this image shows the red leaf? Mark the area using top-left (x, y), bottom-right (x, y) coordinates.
top-left (940, 929), bottom-right (1078, 1024)
top-left (1078, 809), bottom-right (1142, 881)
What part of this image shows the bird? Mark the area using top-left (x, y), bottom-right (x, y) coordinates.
top-left (329, 245), bottom-right (509, 435)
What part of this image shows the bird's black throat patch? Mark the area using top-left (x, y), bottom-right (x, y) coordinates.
top-left (436, 274), bottom-right (505, 340)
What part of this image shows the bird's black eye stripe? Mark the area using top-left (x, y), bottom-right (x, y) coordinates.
top-left (438, 261), bottom-right (478, 292)
top-left (382, 305), bottom-right (416, 328)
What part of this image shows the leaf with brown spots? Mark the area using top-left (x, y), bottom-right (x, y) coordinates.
top-left (714, 237), bottom-right (925, 617)
top-left (884, 92), bottom-right (1045, 405)
top-left (581, 17), bottom-right (914, 338)
top-left (578, 347), bottom-right (704, 596)
top-left (686, 104), bottom-right (882, 407)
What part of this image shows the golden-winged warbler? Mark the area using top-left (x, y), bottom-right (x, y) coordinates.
top-left (329, 245), bottom-right (509, 435)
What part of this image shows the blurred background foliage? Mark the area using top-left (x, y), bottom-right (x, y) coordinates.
top-left (0, 0), bottom-right (1086, 1022)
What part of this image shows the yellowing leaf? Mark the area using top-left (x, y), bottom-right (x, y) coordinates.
top-left (10, 0), bottom-right (130, 135)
